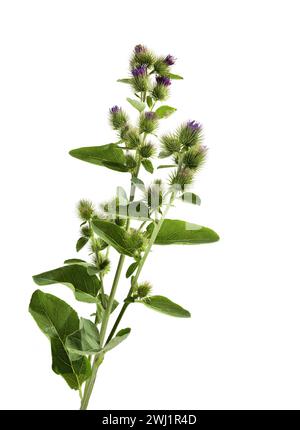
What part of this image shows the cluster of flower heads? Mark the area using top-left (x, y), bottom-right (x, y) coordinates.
top-left (108, 44), bottom-right (206, 189)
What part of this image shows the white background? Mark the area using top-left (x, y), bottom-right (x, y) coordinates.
top-left (1, 0), bottom-right (300, 410)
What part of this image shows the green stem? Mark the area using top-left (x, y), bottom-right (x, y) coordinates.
top-left (105, 191), bottom-right (176, 343)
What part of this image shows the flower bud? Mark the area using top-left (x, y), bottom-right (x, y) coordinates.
top-left (160, 134), bottom-right (181, 156)
top-left (139, 142), bottom-right (156, 159)
top-left (182, 145), bottom-right (207, 170)
top-left (152, 76), bottom-right (171, 101)
top-left (128, 229), bottom-right (147, 256)
top-left (153, 57), bottom-right (170, 75)
top-left (81, 225), bottom-right (92, 238)
top-left (90, 237), bottom-right (108, 253)
top-left (136, 281), bottom-right (152, 298)
top-left (131, 45), bottom-right (155, 68)
top-left (77, 199), bottom-right (94, 221)
top-left (124, 128), bottom-right (141, 149)
top-left (139, 112), bottom-right (158, 134)
top-left (169, 167), bottom-right (194, 189)
top-left (178, 120), bottom-right (203, 147)
top-left (109, 106), bottom-right (128, 130)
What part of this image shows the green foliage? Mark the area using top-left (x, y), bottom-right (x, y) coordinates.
top-left (29, 290), bottom-right (91, 389)
top-left (69, 144), bottom-right (129, 172)
top-left (141, 295), bottom-right (191, 318)
top-left (30, 44), bottom-right (219, 409)
top-left (33, 264), bottom-right (102, 303)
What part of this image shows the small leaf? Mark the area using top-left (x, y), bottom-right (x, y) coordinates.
top-left (141, 295), bottom-right (191, 318)
top-left (66, 318), bottom-right (101, 358)
top-left (147, 219), bottom-right (220, 245)
top-left (146, 96), bottom-right (153, 108)
top-left (179, 192), bottom-right (201, 206)
top-left (117, 78), bottom-right (133, 84)
top-left (142, 159), bottom-right (154, 174)
top-left (69, 144), bottom-right (129, 172)
top-left (64, 258), bottom-right (87, 265)
top-left (127, 97), bottom-right (146, 112)
top-left (100, 294), bottom-right (119, 314)
top-left (76, 236), bottom-right (89, 252)
top-left (92, 219), bottom-right (136, 257)
top-left (29, 290), bottom-right (91, 389)
top-left (157, 164), bottom-right (177, 169)
top-left (167, 73), bottom-right (183, 80)
top-left (33, 264), bottom-right (101, 303)
top-left (126, 262), bottom-right (139, 278)
top-left (131, 177), bottom-right (146, 192)
top-left (155, 106), bottom-right (177, 119)
top-left (103, 328), bottom-right (131, 353)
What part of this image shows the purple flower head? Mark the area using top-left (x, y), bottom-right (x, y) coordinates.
top-left (156, 76), bottom-right (171, 87)
top-left (187, 120), bottom-right (202, 132)
top-left (132, 64), bottom-right (147, 77)
top-left (164, 55), bottom-right (176, 66)
top-left (134, 44), bottom-right (146, 54)
top-left (145, 111), bottom-right (156, 121)
top-left (110, 105), bottom-right (121, 114)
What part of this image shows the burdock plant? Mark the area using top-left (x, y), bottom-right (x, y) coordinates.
top-left (29, 44), bottom-right (219, 410)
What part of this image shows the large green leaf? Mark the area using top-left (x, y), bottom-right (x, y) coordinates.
top-left (29, 290), bottom-right (91, 389)
top-left (141, 295), bottom-right (191, 318)
top-left (91, 219), bottom-right (136, 257)
top-left (69, 144), bottom-right (129, 172)
top-left (66, 318), bottom-right (101, 358)
top-left (148, 219), bottom-right (219, 245)
top-left (33, 264), bottom-right (102, 303)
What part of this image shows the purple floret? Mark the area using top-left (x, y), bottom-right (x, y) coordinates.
top-left (145, 111), bottom-right (156, 120)
top-left (156, 76), bottom-right (171, 87)
top-left (134, 44), bottom-right (146, 54)
top-left (187, 120), bottom-right (202, 131)
top-left (132, 64), bottom-right (147, 77)
top-left (110, 106), bottom-right (121, 114)
top-left (164, 55), bottom-right (176, 66)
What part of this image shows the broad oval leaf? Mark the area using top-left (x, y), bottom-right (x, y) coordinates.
top-left (127, 97), bottom-right (145, 112)
top-left (146, 95), bottom-right (153, 109)
top-left (141, 295), bottom-right (191, 318)
top-left (29, 290), bottom-right (91, 389)
top-left (33, 264), bottom-right (102, 303)
top-left (126, 262), bottom-right (139, 278)
top-left (66, 318), bottom-right (101, 358)
top-left (69, 144), bottom-right (129, 172)
top-left (179, 192), bottom-right (201, 206)
top-left (103, 328), bottom-right (131, 353)
top-left (155, 106), bottom-right (177, 119)
top-left (92, 219), bottom-right (136, 257)
top-left (147, 219), bottom-right (219, 245)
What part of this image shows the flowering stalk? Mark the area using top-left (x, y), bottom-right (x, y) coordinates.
top-left (29, 44), bottom-right (219, 410)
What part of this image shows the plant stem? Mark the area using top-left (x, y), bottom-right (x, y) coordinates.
top-left (105, 191), bottom-right (176, 344)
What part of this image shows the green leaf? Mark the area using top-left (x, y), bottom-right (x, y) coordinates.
top-left (103, 328), bottom-right (131, 353)
top-left (142, 159), bottom-right (154, 174)
top-left (155, 106), bottom-right (177, 119)
top-left (76, 236), bottom-right (89, 252)
top-left (91, 219), bottom-right (136, 257)
top-left (100, 294), bottom-right (119, 314)
top-left (126, 262), bottom-right (139, 278)
top-left (29, 290), bottom-right (91, 389)
top-left (146, 96), bottom-right (153, 109)
top-left (117, 78), bottom-right (133, 84)
top-left (69, 144), bottom-right (129, 172)
top-left (127, 97), bottom-right (145, 112)
top-left (179, 192), bottom-right (201, 206)
top-left (86, 265), bottom-right (100, 276)
top-left (167, 73), bottom-right (183, 80)
top-left (141, 295), bottom-right (191, 318)
top-left (33, 264), bottom-right (102, 303)
top-left (147, 219), bottom-right (219, 245)
top-left (157, 164), bottom-right (177, 169)
top-left (64, 258), bottom-right (87, 265)
top-left (66, 318), bottom-right (101, 358)
top-left (131, 177), bottom-right (146, 192)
